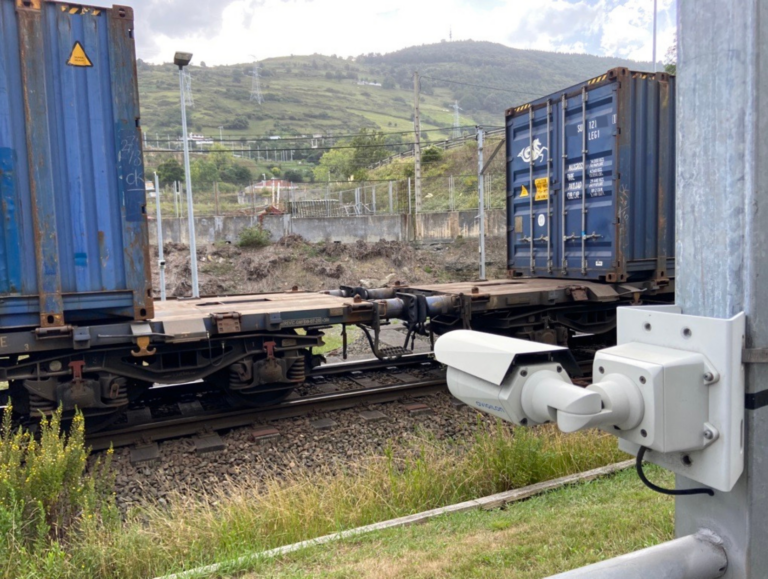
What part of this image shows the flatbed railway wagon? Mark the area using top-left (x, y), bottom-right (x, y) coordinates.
top-left (0, 0), bottom-right (676, 429)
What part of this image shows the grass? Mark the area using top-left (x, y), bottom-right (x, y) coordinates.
top-left (237, 467), bottom-right (674, 579)
top-left (296, 325), bottom-right (361, 356)
top-left (63, 424), bottom-right (624, 578)
top-left (2, 420), bottom-right (629, 578)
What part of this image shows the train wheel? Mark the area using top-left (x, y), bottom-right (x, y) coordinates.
top-left (205, 355), bottom-right (305, 408)
top-left (9, 378), bottom-right (152, 434)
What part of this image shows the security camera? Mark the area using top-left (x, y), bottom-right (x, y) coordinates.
top-left (159, 259), bottom-right (167, 267)
top-left (434, 303), bottom-right (747, 493)
top-left (434, 330), bottom-right (602, 430)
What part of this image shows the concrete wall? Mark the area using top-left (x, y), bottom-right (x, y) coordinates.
top-left (149, 209), bottom-right (506, 246)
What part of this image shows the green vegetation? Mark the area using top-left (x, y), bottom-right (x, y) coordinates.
top-left (138, 41), bottom-right (647, 139)
top-left (239, 467), bottom-right (674, 579)
top-left (0, 407), bottom-right (116, 579)
top-left (3, 416), bottom-right (629, 578)
top-left (236, 225), bottom-right (272, 248)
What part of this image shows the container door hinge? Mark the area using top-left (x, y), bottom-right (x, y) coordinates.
top-left (212, 312), bottom-right (242, 334)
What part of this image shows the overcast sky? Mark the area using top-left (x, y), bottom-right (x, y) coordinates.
top-left (128, 0), bottom-right (676, 66)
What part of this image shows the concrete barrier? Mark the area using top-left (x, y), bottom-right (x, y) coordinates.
top-left (148, 209), bottom-right (506, 246)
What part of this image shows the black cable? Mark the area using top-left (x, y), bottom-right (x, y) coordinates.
top-left (636, 446), bottom-right (714, 497)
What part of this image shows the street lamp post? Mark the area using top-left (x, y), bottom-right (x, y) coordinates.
top-left (174, 51), bottom-right (200, 298)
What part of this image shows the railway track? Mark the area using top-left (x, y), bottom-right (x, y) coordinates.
top-left (87, 355), bottom-right (446, 452)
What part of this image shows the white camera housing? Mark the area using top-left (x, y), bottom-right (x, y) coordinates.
top-left (435, 306), bottom-right (746, 492)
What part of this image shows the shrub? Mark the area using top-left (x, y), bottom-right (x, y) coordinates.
top-left (0, 405), bottom-right (115, 575)
top-left (237, 225), bottom-right (271, 248)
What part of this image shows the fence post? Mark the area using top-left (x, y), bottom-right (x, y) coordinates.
top-left (478, 127), bottom-right (486, 280)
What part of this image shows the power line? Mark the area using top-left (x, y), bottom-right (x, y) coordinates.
top-left (147, 125), bottom-right (486, 145)
top-left (145, 132), bottom-right (505, 154)
top-left (420, 74), bottom-right (542, 98)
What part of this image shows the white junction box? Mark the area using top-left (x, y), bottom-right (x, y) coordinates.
top-left (607, 306), bottom-right (745, 493)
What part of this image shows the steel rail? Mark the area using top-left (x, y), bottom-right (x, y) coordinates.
top-left (87, 377), bottom-right (446, 451)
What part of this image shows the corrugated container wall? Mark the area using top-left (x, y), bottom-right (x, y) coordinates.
top-left (0, 0), bottom-right (153, 329)
top-left (506, 68), bottom-right (675, 282)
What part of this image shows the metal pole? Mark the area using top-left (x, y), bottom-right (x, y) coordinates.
top-left (178, 65), bottom-right (199, 298)
top-left (413, 71), bottom-right (422, 214)
top-left (477, 127), bottom-right (486, 280)
top-left (652, 0), bottom-right (658, 72)
top-left (154, 173), bottom-right (166, 301)
top-left (389, 181), bottom-right (393, 213)
top-left (173, 180), bottom-right (179, 219)
top-left (673, 2), bottom-right (768, 578)
top-left (547, 532), bottom-right (726, 579)
top-left (408, 177), bottom-right (412, 215)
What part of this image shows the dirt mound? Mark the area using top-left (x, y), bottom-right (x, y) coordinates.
top-left (151, 237), bottom-right (506, 299)
top-left (305, 258), bottom-right (345, 279)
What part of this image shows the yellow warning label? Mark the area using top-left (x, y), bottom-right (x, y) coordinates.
top-left (520, 185), bottom-right (529, 198)
top-left (67, 42), bottom-right (93, 67)
top-left (535, 177), bottom-right (549, 201)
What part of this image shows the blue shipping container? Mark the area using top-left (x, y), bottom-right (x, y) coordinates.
top-left (0, 0), bottom-right (153, 329)
top-left (506, 68), bottom-right (675, 282)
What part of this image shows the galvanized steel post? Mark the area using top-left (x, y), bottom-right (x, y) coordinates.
top-left (178, 64), bottom-right (199, 298)
top-left (477, 127), bottom-right (486, 280)
top-left (154, 173), bottom-right (166, 301)
top-left (674, 2), bottom-right (768, 577)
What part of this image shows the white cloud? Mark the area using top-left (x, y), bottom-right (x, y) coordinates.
top-left (127, 0), bottom-right (676, 66)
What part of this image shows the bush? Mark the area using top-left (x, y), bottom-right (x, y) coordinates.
top-left (237, 225), bottom-right (271, 248)
top-left (0, 405), bottom-right (115, 576)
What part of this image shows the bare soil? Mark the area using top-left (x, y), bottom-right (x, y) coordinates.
top-left (151, 236), bottom-right (507, 298)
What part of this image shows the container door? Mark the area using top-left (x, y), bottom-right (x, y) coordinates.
top-left (561, 82), bottom-right (617, 279)
top-left (508, 102), bottom-right (556, 275)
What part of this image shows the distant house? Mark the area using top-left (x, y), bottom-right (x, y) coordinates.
top-left (244, 179), bottom-right (298, 193)
top-left (252, 179), bottom-right (297, 190)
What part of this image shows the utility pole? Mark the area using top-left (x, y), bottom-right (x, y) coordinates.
top-left (249, 57), bottom-right (264, 104)
top-left (652, 0), bottom-right (658, 71)
top-left (673, 2), bottom-right (768, 577)
top-left (174, 52), bottom-right (199, 298)
top-left (153, 173), bottom-right (166, 301)
top-left (452, 101), bottom-right (462, 139)
top-left (549, 2), bottom-right (768, 578)
top-left (413, 71), bottom-right (422, 215)
top-left (477, 127), bottom-right (486, 281)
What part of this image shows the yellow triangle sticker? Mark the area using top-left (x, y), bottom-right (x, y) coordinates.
top-left (520, 185), bottom-right (529, 198)
top-left (67, 42), bottom-right (93, 67)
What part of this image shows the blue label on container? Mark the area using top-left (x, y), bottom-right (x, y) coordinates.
top-left (117, 124), bottom-right (145, 222)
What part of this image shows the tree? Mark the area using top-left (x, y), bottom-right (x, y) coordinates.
top-left (156, 158), bottom-right (184, 186)
top-left (664, 34), bottom-right (677, 75)
top-left (208, 143), bottom-right (233, 174)
top-left (221, 164), bottom-right (252, 186)
top-left (348, 129), bottom-right (389, 179)
top-left (224, 116), bottom-right (249, 130)
top-left (422, 146), bottom-right (442, 165)
top-left (313, 147), bottom-right (354, 182)
top-left (190, 157), bottom-right (219, 185)
top-left (282, 169), bottom-right (303, 183)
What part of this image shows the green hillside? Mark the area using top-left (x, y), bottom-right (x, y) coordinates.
top-left (137, 40), bottom-right (649, 142)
